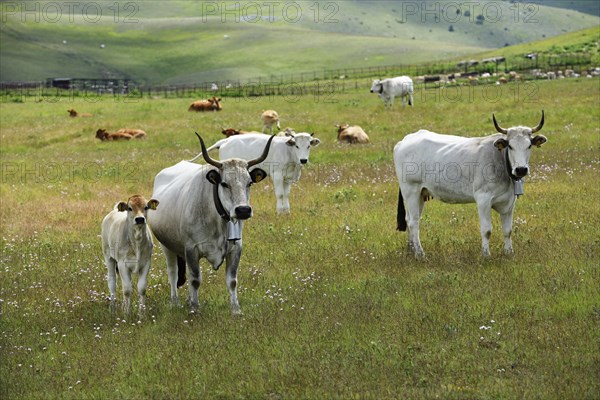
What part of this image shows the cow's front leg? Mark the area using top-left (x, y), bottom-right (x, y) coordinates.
top-left (106, 257), bottom-right (118, 311)
top-left (477, 201), bottom-right (493, 257)
top-left (273, 173), bottom-right (290, 214)
top-left (226, 239), bottom-right (243, 315)
top-left (137, 261), bottom-right (151, 315)
top-left (162, 246), bottom-right (180, 306)
top-left (500, 209), bottom-right (515, 255)
top-left (118, 262), bottom-right (133, 314)
top-left (185, 247), bottom-right (201, 310)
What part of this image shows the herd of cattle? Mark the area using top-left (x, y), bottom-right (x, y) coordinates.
top-left (94, 76), bottom-right (549, 314)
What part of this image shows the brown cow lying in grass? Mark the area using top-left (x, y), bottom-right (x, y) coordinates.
top-left (188, 97), bottom-right (222, 112)
top-left (336, 124), bottom-right (370, 144)
top-left (96, 129), bottom-right (147, 141)
top-left (68, 109), bottom-right (92, 117)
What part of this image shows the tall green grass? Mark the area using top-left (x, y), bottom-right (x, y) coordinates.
top-left (1, 78), bottom-right (599, 399)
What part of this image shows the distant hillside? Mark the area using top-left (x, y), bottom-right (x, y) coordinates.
top-left (1, 0), bottom-right (598, 84)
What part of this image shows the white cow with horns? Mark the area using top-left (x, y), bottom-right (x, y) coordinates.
top-left (370, 76), bottom-right (414, 109)
top-left (394, 111), bottom-right (547, 258)
top-left (190, 132), bottom-right (320, 214)
top-left (149, 133), bottom-right (273, 313)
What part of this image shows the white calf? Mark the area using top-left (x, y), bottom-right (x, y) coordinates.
top-left (101, 195), bottom-right (159, 313)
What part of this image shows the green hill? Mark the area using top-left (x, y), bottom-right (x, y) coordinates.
top-left (1, 0), bottom-right (598, 84)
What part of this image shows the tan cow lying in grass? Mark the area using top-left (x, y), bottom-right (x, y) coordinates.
top-left (68, 109), bottom-right (92, 117)
top-left (96, 129), bottom-right (146, 141)
top-left (261, 110), bottom-right (281, 134)
top-left (188, 97), bottom-right (222, 112)
top-left (101, 195), bottom-right (159, 313)
top-left (336, 124), bottom-right (370, 144)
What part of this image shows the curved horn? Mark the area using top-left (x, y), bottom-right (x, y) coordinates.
top-left (492, 113), bottom-right (508, 134)
top-left (195, 132), bottom-right (222, 169)
top-left (247, 135), bottom-right (275, 168)
top-left (531, 110), bottom-right (544, 133)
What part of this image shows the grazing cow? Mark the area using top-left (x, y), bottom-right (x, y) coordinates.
top-left (149, 134), bottom-right (273, 313)
top-left (370, 76), bottom-right (414, 109)
top-left (394, 111), bottom-right (546, 258)
top-left (96, 129), bottom-right (146, 141)
top-left (191, 132), bottom-right (320, 214)
top-left (188, 97), bottom-right (222, 112)
top-left (101, 195), bottom-right (159, 313)
top-left (261, 110), bottom-right (281, 134)
top-left (68, 109), bottom-right (92, 117)
top-left (336, 124), bottom-right (370, 144)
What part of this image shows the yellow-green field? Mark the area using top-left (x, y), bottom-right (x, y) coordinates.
top-left (1, 78), bottom-right (598, 399)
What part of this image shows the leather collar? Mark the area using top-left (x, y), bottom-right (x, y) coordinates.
top-left (212, 184), bottom-right (230, 222)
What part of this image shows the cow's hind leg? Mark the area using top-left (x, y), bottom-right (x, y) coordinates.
top-left (405, 188), bottom-right (426, 258)
top-left (225, 239), bottom-right (243, 315)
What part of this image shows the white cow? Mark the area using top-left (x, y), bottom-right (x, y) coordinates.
top-left (394, 111), bottom-right (546, 258)
top-left (370, 76), bottom-right (414, 109)
top-left (149, 134), bottom-right (273, 314)
top-left (101, 195), bottom-right (159, 313)
top-left (191, 132), bottom-right (320, 214)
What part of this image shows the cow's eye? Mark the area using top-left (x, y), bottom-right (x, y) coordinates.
top-left (508, 144), bottom-right (513, 150)
top-left (221, 182), bottom-right (231, 189)
top-left (128, 207), bottom-right (133, 211)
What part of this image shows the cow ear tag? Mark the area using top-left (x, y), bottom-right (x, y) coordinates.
top-left (250, 168), bottom-right (267, 183)
top-left (147, 199), bottom-right (159, 210)
top-left (206, 170), bottom-right (222, 185)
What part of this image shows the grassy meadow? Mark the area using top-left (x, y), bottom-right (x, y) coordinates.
top-left (0, 77), bottom-right (599, 399)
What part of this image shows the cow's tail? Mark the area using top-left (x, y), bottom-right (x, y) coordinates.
top-left (176, 256), bottom-right (187, 287)
top-left (397, 187), bottom-right (407, 231)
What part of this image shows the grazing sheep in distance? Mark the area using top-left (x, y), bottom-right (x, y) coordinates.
top-left (68, 109), bottom-right (92, 117)
top-left (96, 129), bottom-right (146, 141)
top-left (261, 110), bottom-right (281, 134)
top-left (336, 124), bottom-right (370, 144)
top-left (188, 97), bottom-right (222, 112)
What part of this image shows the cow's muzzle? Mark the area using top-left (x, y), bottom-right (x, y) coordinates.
top-left (300, 159), bottom-right (308, 164)
top-left (514, 167), bottom-right (528, 178)
top-left (135, 217), bottom-right (146, 225)
top-left (234, 206), bottom-right (252, 220)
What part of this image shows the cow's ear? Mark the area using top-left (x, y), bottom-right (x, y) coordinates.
top-left (117, 202), bottom-right (128, 212)
top-left (147, 199), bottom-right (159, 210)
top-left (206, 170), bottom-right (222, 185)
top-left (286, 138), bottom-right (296, 146)
top-left (531, 135), bottom-right (547, 148)
top-left (310, 137), bottom-right (321, 147)
top-left (250, 168), bottom-right (267, 184)
top-left (494, 138), bottom-right (508, 151)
